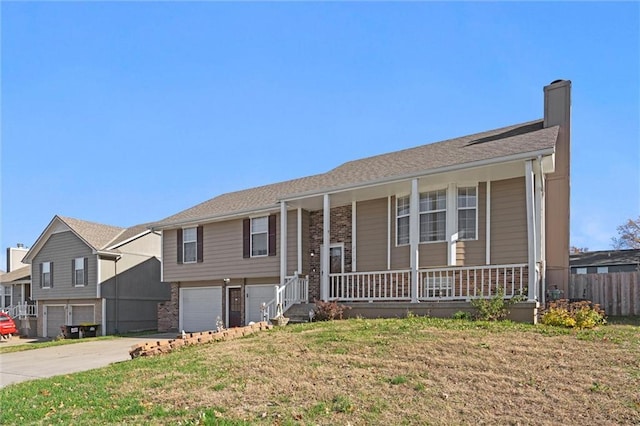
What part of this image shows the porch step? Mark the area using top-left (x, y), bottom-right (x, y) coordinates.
top-left (283, 303), bottom-right (315, 323)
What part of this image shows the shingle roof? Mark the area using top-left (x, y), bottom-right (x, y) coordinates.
top-left (58, 216), bottom-right (125, 251)
top-left (570, 249), bottom-right (640, 268)
top-left (0, 266), bottom-right (30, 284)
top-left (154, 119), bottom-right (558, 227)
top-left (107, 222), bottom-right (155, 248)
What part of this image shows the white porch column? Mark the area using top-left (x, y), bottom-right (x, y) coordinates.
top-left (535, 157), bottom-right (546, 303)
top-left (525, 160), bottom-right (538, 300)
top-left (447, 183), bottom-right (458, 266)
top-left (280, 201), bottom-right (288, 286)
top-left (321, 194), bottom-right (330, 301)
top-left (410, 179), bottom-right (419, 303)
top-left (485, 181), bottom-right (491, 265)
top-left (352, 201), bottom-right (357, 272)
top-left (297, 207), bottom-right (302, 275)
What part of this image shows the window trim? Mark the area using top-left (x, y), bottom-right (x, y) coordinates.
top-left (396, 195), bottom-right (410, 246)
top-left (73, 257), bottom-right (86, 287)
top-left (419, 188), bottom-right (447, 243)
top-left (182, 227), bottom-right (198, 264)
top-left (250, 216), bottom-right (269, 258)
top-left (41, 262), bottom-right (52, 289)
top-left (457, 185), bottom-right (478, 241)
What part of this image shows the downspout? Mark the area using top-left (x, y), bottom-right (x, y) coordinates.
top-left (525, 160), bottom-right (537, 301)
top-left (114, 256), bottom-right (121, 334)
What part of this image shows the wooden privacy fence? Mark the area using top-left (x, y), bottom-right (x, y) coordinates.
top-left (569, 272), bottom-right (640, 316)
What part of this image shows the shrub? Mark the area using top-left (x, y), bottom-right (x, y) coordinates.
top-left (540, 299), bottom-right (606, 329)
top-left (452, 311), bottom-right (473, 320)
top-left (313, 300), bottom-right (350, 321)
top-left (470, 288), bottom-right (524, 321)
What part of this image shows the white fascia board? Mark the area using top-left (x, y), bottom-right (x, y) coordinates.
top-left (280, 148), bottom-right (556, 203)
top-left (105, 230), bottom-right (153, 250)
top-left (151, 205), bottom-right (281, 231)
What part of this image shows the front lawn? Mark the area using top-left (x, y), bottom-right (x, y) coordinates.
top-left (1, 317), bottom-right (638, 425)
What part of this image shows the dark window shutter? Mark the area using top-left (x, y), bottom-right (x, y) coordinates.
top-left (177, 228), bottom-right (183, 264)
top-left (197, 226), bottom-right (204, 263)
top-left (84, 257), bottom-right (89, 286)
top-left (243, 219), bottom-right (250, 258)
top-left (268, 214), bottom-right (277, 256)
top-left (50, 262), bottom-right (54, 288)
top-left (39, 263), bottom-right (43, 288)
top-left (72, 259), bottom-right (76, 285)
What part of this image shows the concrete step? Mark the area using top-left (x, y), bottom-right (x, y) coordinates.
top-left (283, 303), bottom-right (315, 323)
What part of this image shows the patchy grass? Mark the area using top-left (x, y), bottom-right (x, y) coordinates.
top-left (1, 317), bottom-right (638, 425)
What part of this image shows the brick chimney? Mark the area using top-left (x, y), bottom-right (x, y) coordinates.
top-left (543, 79), bottom-right (572, 296)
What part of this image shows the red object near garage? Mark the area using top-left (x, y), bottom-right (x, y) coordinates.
top-left (0, 312), bottom-right (18, 338)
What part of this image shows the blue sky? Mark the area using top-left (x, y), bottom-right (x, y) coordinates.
top-left (1, 2), bottom-right (639, 269)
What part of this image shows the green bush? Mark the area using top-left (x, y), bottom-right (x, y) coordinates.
top-left (470, 288), bottom-right (524, 321)
top-left (541, 299), bottom-right (606, 329)
top-left (452, 311), bottom-right (473, 320)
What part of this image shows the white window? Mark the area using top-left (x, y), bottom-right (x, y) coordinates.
top-left (576, 268), bottom-right (587, 274)
top-left (596, 266), bottom-right (608, 274)
top-left (2, 286), bottom-right (12, 308)
top-left (251, 217), bottom-right (268, 257)
top-left (457, 186), bottom-right (477, 240)
top-left (183, 227), bottom-right (197, 263)
top-left (73, 257), bottom-right (85, 286)
top-left (420, 189), bottom-right (447, 242)
top-left (42, 262), bottom-right (51, 288)
top-left (396, 196), bottom-right (410, 245)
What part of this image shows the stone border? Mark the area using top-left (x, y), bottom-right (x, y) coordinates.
top-left (129, 321), bottom-right (273, 359)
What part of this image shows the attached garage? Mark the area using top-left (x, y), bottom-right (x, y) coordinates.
top-left (44, 305), bottom-right (66, 338)
top-left (71, 305), bottom-right (95, 325)
top-left (180, 287), bottom-right (222, 332)
top-left (246, 284), bottom-right (276, 324)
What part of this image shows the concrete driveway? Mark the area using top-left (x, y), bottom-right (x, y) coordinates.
top-left (0, 333), bottom-right (176, 388)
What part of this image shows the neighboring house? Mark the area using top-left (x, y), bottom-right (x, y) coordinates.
top-left (570, 249), bottom-right (640, 274)
top-left (152, 79), bottom-right (571, 331)
top-left (22, 216), bottom-right (171, 337)
top-left (1, 243), bottom-right (32, 311)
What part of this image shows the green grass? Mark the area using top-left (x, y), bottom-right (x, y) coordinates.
top-left (1, 316), bottom-right (638, 425)
top-left (0, 335), bottom-right (117, 354)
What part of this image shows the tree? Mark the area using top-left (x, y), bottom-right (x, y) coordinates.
top-left (611, 216), bottom-right (640, 249)
top-left (570, 246), bottom-right (589, 254)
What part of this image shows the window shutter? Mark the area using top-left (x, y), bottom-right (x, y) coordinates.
top-left (177, 228), bottom-right (183, 264)
top-left (268, 214), bottom-right (277, 256)
top-left (50, 262), bottom-right (54, 288)
top-left (197, 226), bottom-right (204, 263)
top-left (39, 263), bottom-right (43, 288)
top-left (84, 257), bottom-right (89, 286)
top-left (72, 259), bottom-right (76, 285)
top-left (243, 219), bottom-right (250, 258)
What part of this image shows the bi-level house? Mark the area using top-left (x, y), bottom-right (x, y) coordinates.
top-left (23, 216), bottom-right (171, 337)
top-left (153, 80), bottom-right (571, 332)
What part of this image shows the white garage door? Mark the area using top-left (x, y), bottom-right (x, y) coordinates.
top-left (181, 287), bottom-right (222, 332)
top-left (45, 305), bottom-right (65, 338)
top-left (246, 285), bottom-right (276, 324)
top-left (72, 305), bottom-right (94, 325)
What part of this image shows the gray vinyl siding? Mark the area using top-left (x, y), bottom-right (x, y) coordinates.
top-left (356, 199), bottom-right (389, 272)
top-left (456, 182), bottom-right (487, 266)
top-left (32, 231), bottom-right (97, 300)
top-left (163, 217), bottom-right (280, 283)
top-left (490, 177), bottom-right (528, 264)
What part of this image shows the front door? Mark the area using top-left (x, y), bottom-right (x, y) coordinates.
top-left (228, 288), bottom-right (242, 328)
top-left (321, 244), bottom-right (344, 298)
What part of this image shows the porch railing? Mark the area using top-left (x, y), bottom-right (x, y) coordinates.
top-left (327, 264), bottom-right (528, 302)
top-left (261, 273), bottom-right (309, 321)
top-left (329, 270), bottom-right (412, 301)
top-left (1, 302), bottom-right (37, 318)
top-left (418, 264), bottom-right (528, 301)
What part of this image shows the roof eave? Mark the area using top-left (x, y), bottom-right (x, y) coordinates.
top-left (281, 147), bottom-right (556, 202)
top-left (151, 204), bottom-right (281, 231)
